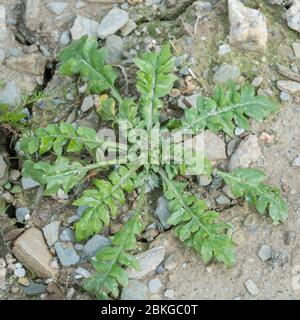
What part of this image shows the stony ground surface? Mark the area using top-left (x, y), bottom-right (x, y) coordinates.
top-left (1, 0), bottom-right (300, 300)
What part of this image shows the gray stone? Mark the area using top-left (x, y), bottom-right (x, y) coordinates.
top-left (0, 6), bottom-right (7, 40)
top-left (14, 267), bottom-right (26, 278)
top-left (67, 215), bottom-right (80, 225)
top-left (81, 95), bottom-right (94, 112)
top-left (292, 42), bottom-right (300, 58)
top-left (77, 205), bottom-right (88, 217)
top-left (0, 81), bottom-right (21, 106)
top-left (244, 279), bottom-right (258, 295)
top-left (218, 44), bottom-right (231, 55)
top-left (97, 8), bottom-right (129, 39)
top-left (106, 35), bottom-right (124, 64)
top-left (216, 195), bottom-right (231, 205)
top-left (9, 170), bottom-right (21, 182)
top-left (213, 63), bottom-right (240, 84)
top-left (71, 16), bottom-right (99, 40)
top-left (277, 80), bottom-right (300, 95)
top-left (128, 246), bottom-right (165, 279)
top-left (148, 278), bottom-right (162, 293)
top-left (251, 76), bottom-right (263, 87)
top-left (25, 0), bottom-right (40, 31)
top-left (83, 235), bottom-right (111, 257)
top-left (0, 155), bottom-right (8, 181)
top-left (164, 289), bottom-right (175, 299)
top-left (0, 48), bottom-right (6, 62)
top-left (229, 135), bottom-right (262, 170)
top-left (228, 0), bottom-right (268, 51)
top-left (204, 131), bottom-right (227, 161)
top-left (22, 281), bottom-right (46, 296)
top-left (60, 228), bottom-right (75, 242)
top-left (121, 19), bottom-right (137, 36)
top-left (286, 1), bottom-right (300, 33)
top-left (183, 93), bottom-right (201, 107)
top-left (55, 242), bottom-right (80, 267)
top-left (292, 157), bottom-right (300, 167)
top-left (234, 127), bottom-right (245, 136)
top-left (8, 47), bottom-right (23, 57)
top-left (121, 279), bottom-right (148, 300)
top-left (258, 244), bottom-right (272, 262)
top-left (60, 31), bottom-right (71, 46)
top-left (47, 2), bottom-right (68, 15)
top-left (280, 92), bottom-right (291, 102)
top-left (42, 221), bottom-right (61, 247)
top-left (0, 267), bottom-right (7, 290)
top-left (75, 267), bottom-right (91, 278)
top-left (21, 177), bottom-right (40, 189)
top-left (197, 175), bottom-right (212, 186)
top-left (155, 197), bottom-right (171, 230)
top-left (16, 207), bottom-right (30, 223)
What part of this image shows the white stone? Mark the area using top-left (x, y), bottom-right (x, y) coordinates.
top-left (228, 0), bottom-right (268, 51)
top-left (42, 221), bottom-right (61, 247)
top-left (292, 42), bottom-right (300, 58)
top-left (81, 95), bottom-right (95, 112)
top-left (286, 0), bottom-right (300, 33)
top-left (70, 16), bottom-right (99, 40)
top-left (218, 44), bottom-right (231, 55)
top-left (245, 279), bottom-right (259, 295)
top-left (97, 8), bottom-right (129, 39)
top-left (277, 80), bottom-right (300, 94)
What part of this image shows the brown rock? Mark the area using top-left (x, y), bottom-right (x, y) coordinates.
top-left (6, 53), bottom-right (47, 76)
top-left (12, 228), bottom-right (58, 279)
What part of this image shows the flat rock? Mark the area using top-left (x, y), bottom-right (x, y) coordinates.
top-left (148, 278), bottom-right (162, 293)
top-left (127, 246), bottom-right (165, 279)
top-left (0, 81), bottom-right (21, 106)
top-left (204, 131), bottom-right (227, 162)
top-left (229, 134), bottom-right (262, 170)
top-left (97, 8), bottom-right (129, 39)
top-left (60, 228), bottom-right (75, 242)
top-left (25, 0), bottom-right (41, 32)
top-left (121, 279), bottom-right (148, 300)
top-left (12, 228), bottom-right (58, 279)
top-left (81, 95), bottom-right (94, 112)
top-left (258, 244), bottom-right (272, 262)
top-left (292, 42), bottom-right (300, 58)
top-left (292, 157), bottom-right (300, 167)
top-left (286, 0), bottom-right (300, 33)
top-left (22, 281), bottom-right (46, 296)
top-left (83, 235), bottom-right (111, 257)
top-left (277, 80), bottom-right (300, 94)
top-left (228, 0), bottom-right (268, 51)
top-left (213, 63), bottom-right (240, 84)
top-left (55, 242), bottom-right (80, 267)
top-left (43, 221), bottom-right (61, 247)
top-left (70, 16), bottom-right (99, 40)
top-left (121, 19), bottom-right (137, 36)
top-left (244, 279), bottom-right (258, 295)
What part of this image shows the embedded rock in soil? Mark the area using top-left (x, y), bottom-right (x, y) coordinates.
top-left (285, 0), bottom-right (300, 33)
top-left (0, 81), bottom-right (21, 106)
top-left (42, 221), bottom-right (61, 247)
top-left (121, 279), bottom-right (148, 300)
top-left (97, 8), bottom-right (129, 39)
top-left (213, 63), bottom-right (240, 84)
top-left (12, 228), bottom-right (58, 279)
top-left (277, 80), bottom-right (300, 95)
top-left (0, 155), bottom-right (8, 186)
top-left (83, 235), bottom-right (111, 257)
top-left (229, 134), bottom-right (262, 170)
top-left (25, 0), bottom-right (41, 32)
top-left (228, 0), bottom-right (268, 51)
top-left (55, 242), bottom-right (80, 267)
top-left (127, 246), bottom-right (165, 279)
top-left (70, 16), bottom-right (99, 40)
top-left (155, 197), bottom-right (171, 230)
top-left (106, 35), bottom-right (124, 64)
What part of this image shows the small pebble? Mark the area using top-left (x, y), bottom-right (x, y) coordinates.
top-left (148, 278), bottom-right (162, 293)
top-left (244, 279), bottom-right (258, 296)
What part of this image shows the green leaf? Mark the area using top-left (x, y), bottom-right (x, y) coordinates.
top-left (84, 185), bottom-right (146, 299)
top-left (59, 36), bottom-right (122, 104)
top-left (217, 168), bottom-right (288, 224)
top-left (134, 44), bottom-right (177, 131)
top-left (182, 81), bottom-right (278, 136)
top-left (74, 165), bottom-right (140, 241)
top-left (159, 168), bottom-right (235, 266)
